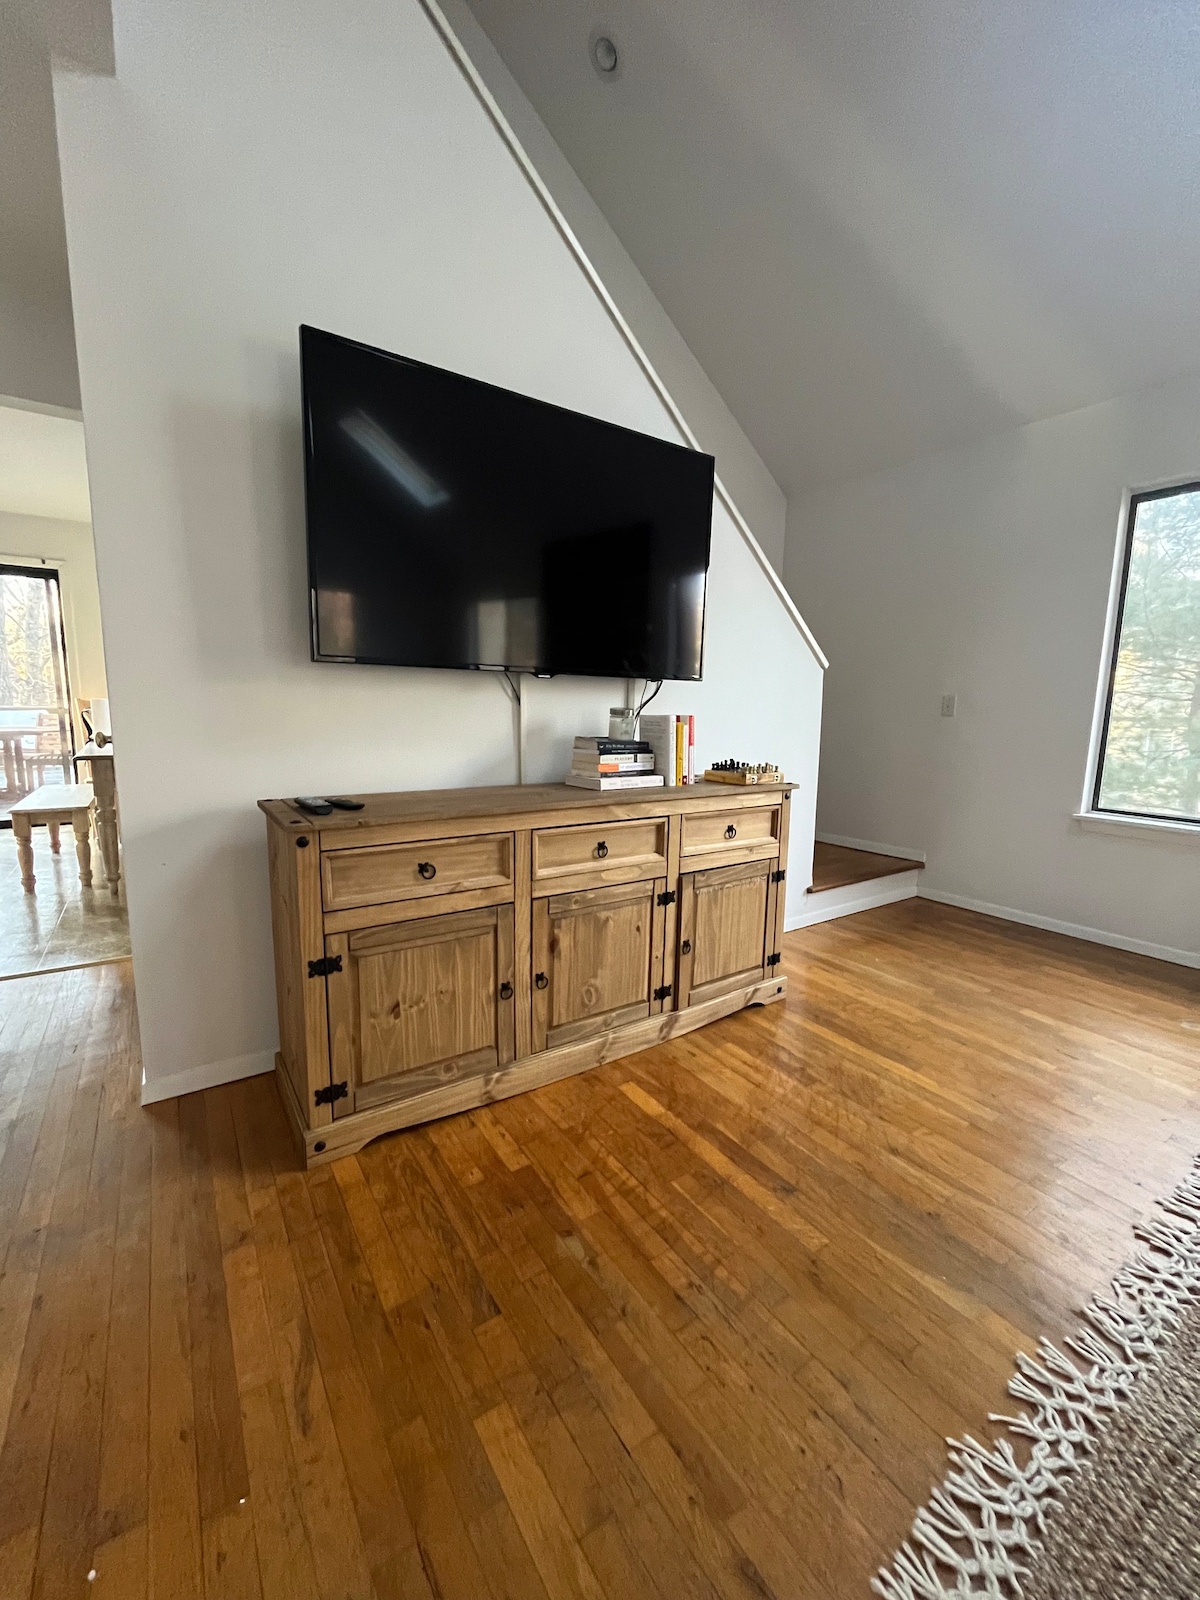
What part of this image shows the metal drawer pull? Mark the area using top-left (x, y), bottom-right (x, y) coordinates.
top-left (681, 939), bottom-right (692, 955)
top-left (535, 971), bottom-right (548, 990)
top-left (499, 981), bottom-right (513, 1000)
top-left (724, 824), bottom-right (737, 839)
top-left (417, 861), bottom-right (437, 880)
top-left (595, 840), bottom-right (609, 858)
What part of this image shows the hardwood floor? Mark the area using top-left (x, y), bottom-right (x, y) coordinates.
top-left (808, 842), bottom-right (923, 893)
top-left (1, 899), bottom-right (1198, 1599)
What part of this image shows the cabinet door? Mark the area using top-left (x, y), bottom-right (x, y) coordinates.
top-left (325, 905), bottom-right (515, 1115)
top-left (676, 860), bottom-right (771, 1008)
top-left (532, 879), bottom-right (666, 1052)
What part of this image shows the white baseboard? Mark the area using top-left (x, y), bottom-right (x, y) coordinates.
top-left (815, 831), bottom-right (926, 864)
top-left (918, 889), bottom-right (1200, 970)
top-left (787, 870), bottom-right (921, 930)
top-left (141, 1047), bottom-right (275, 1105)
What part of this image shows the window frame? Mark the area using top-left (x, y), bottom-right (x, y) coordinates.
top-left (1087, 479), bottom-right (1200, 829)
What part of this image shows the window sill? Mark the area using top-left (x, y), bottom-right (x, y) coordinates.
top-left (1074, 810), bottom-right (1200, 843)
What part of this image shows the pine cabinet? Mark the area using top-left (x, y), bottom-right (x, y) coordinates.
top-left (262, 780), bottom-right (791, 1165)
top-left (676, 859), bottom-right (777, 1008)
top-left (531, 878), bottom-right (668, 1052)
top-left (325, 904), bottom-right (515, 1115)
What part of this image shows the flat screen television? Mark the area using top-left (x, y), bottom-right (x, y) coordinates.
top-left (300, 325), bottom-right (714, 679)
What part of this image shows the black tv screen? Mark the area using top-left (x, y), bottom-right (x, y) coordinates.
top-left (301, 326), bottom-right (714, 679)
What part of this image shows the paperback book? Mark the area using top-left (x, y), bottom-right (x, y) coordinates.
top-left (638, 713), bottom-right (695, 787)
top-left (563, 772), bottom-right (665, 790)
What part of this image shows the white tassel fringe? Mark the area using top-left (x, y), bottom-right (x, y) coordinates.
top-left (873, 1159), bottom-right (1200, 1599)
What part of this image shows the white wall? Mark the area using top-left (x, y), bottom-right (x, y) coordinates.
top-left (786, 372), bottom-right (1200, 966)
top-left (0, 509), bottom-right (107, 740)
top-left (53, 0), bottom-right (823, 1099)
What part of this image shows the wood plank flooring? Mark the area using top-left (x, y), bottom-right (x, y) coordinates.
top-left (1, 899), bottom-right (1198, 1599)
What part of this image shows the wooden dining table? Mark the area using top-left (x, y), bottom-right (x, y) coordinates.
top-left (73, 740), bottom-right (121, 895)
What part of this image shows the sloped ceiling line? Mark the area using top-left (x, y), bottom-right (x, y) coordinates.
top-left (417, 0), bottom-right (828, 671)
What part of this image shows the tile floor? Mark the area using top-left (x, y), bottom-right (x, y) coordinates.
top-left (0, 824), bottom-right (130, 977)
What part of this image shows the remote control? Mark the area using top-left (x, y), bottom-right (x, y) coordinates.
top-left (326, 797), bottom-right (365, 811)
top-left (294, 796), bottom-right (334, 815)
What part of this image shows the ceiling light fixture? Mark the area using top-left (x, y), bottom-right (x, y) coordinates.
top-left (589, 29), bottom-right (621, 80)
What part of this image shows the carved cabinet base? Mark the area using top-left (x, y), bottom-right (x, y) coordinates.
top-left (261, 781), bottom-right (792, 1167)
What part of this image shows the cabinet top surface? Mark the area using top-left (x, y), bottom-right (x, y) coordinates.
top-left (259, 780), bottom-right (793, 833)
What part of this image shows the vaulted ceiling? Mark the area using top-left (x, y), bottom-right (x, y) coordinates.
top-left (0, 19), bottom-right (71, 318)
top-left (0, 12), bottom-right (80, 409)
top-left (464, 0), bottom-right (1200, 497)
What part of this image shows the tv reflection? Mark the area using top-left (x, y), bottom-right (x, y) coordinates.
top-left (340, 410), bottom-right (449, 510)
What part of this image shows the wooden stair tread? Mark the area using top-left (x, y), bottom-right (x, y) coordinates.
top-left (808, 841), bottom-right (923, 893)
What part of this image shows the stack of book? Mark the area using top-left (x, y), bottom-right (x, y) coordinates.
top-left (639, 713), bottom-right (695, 787)
top-left (565, 737), bottom-right (665, 790)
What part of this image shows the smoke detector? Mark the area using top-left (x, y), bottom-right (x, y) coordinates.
top-left (589, 28), bottom-right (621, 80)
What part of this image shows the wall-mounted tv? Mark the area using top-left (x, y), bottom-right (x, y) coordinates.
top-left (300, 325), bottom-right (714, 680)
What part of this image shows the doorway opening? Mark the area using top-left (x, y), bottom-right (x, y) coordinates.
top-left (0, 407), bottom-right (130, 977)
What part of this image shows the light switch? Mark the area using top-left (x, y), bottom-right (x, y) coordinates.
top-left (941, 694), bottom-right (957, 718)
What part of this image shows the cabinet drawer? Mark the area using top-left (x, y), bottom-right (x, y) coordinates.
top-left (680, 806), bottom-right (779, 865)
top-left (532, 817), bottom-right (668, 892)
top-left (322, 831), bottom-right (513, 912)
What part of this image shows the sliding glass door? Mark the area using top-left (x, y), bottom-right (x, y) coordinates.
top-left (0, 563), bottom-right (73, 822)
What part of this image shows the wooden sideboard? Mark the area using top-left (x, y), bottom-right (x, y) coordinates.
top-left (260, 780), bottom-right (792, 1166)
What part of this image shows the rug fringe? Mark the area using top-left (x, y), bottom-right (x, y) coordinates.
top-left (872, 1155), bottom-right (1200, 1599)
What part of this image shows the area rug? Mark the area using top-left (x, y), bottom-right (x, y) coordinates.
top-left (874, 1157), bottom-right (1200, 1599)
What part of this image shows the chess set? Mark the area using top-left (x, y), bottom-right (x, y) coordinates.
top-left (703, 759), bottom-right (786, 786)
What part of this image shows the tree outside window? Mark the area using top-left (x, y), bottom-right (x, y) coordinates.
top-left (1095, 484), bottom-right (1200, 822)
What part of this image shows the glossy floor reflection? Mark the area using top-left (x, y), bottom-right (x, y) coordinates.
top-left (0, 826), bottom-right (130, 977)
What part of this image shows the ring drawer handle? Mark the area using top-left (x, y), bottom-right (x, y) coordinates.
top-left (535, 971), bottom-right (549, 990)
top-left (595, 840), bottom-right (609, 858)
top-left (417, 861), bottom-right (437, 880)
top-left (724, 824), bottom-right (737, 839)
top-left (499, 981), bottom-right (513, 1000)
top-left (681, 939), bottom-right (692, 955)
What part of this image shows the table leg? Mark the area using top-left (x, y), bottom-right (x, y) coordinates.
top-left (74, 809), bottom-right (93, 888)
top-left (91, 765), bottom-right (121, 895)
top-left (14, 816), bottom-right (34, 893)
top-left (48, 821), bottom-right (61, 854)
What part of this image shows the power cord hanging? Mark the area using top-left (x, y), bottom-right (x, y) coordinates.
top-left (496, 671), bottom-right (525, 784)
top-left (635, 679), bottom-right (663, 720)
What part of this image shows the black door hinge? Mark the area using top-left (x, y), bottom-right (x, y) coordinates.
top-left (771, 868), bottom-right (786, 884)
top-left (656, 889), bottom-right (677, 907)
top-left (653, 983), bottom-right (673, 1001)
top-left (308, 954), bottom-right (343, 978)
top-left (766, 952), bottom-right (782, 968)
top-left (314, 1081), bottom-right (349, 1108)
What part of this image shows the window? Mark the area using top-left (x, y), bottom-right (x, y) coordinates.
top-left (0, 563), bottom-right (74, 822)
top-left (1093, 484), bottom-right (1200, 824)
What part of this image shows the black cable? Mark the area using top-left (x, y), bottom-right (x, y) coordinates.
top-left (636, 679), bottom-right (663, 719)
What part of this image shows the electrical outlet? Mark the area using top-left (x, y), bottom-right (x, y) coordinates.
top-left (941, 694), bottom-right (957, 718)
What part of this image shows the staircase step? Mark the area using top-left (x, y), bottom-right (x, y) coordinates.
top-left (808, 842), bottom-right (923, 894)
